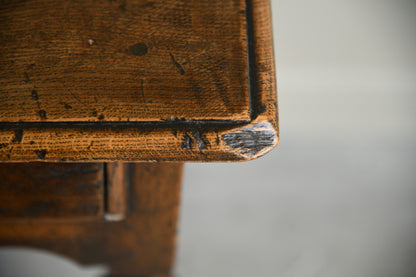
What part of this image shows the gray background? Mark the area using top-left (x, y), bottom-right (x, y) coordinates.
top-left (1, 0), bottom-right (416, 276)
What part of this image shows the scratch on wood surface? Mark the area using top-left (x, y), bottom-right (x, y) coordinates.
top-left (169, 53), bottom-right (185, 75)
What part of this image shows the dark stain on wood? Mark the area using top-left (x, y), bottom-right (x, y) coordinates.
top-left (98, 114), bottom-right (105, 120)
top-left (12, 128), bottom-right (23, 143)
top-left (35, 149), bottom-right (47, 159)
top-left (180, 134), bottom-right (192, 150)
top-left (31, 90), bottom-right (39, 100)
top-left (38, 110), bottom-right (47, 120)
top-left (87, 141), bottom-right (94, 150)
top-left (192, 130), bottom-right (207, 151)
top-left (215, 129), bottom-right (220, 145)
top-left (64, 103), bottom-right (72, 109)
top-left (171, 129), bottom-right (177, 137)
top-left (129, 42), bottom-right (148, 56)
top-left (169, 53), bottom-right (185, 75)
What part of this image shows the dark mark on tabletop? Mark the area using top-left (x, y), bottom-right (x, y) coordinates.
top-left (12, 128), bottom-right (23, 143)
top-left (31, 90), bottom-right (39, 100)
top-left (130, 42), bottom-right (148, 56)
top-left (192, 130), bottom-right (207, 150)
top-left (180, 134), bottom-right (193, 150)
top-left (35, 150), bottom-right (47, 159)
top-left (169, 53), bottom-right (185, 75)
top-left (87, 141), bottom-right (94, 150)
top-left (215, 129), bottom-right (220, 145)
top-left (38, 110), bottom-right (47, 120)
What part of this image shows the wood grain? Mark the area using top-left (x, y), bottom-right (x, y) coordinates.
top-left (0, 162), bottom-right (183, 276)
top-left (0, 0), bottom-right (250, 122)
top-left (0, 0), bottom-right (278, 162)
top-left (0, 163), bottom-right (104, 221)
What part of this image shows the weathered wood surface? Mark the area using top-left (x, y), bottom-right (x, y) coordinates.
top-left (0, 163), bottom-right (104, 221)
top-left (0, 0), bottom-right (249, 122)
top-left (0, 162), bottom-right (183, 277)
top-left (0, 0), bottom-right (278, 162)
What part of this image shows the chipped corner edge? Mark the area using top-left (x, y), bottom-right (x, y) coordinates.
top-left (221, 119), bottom-right (279, 161)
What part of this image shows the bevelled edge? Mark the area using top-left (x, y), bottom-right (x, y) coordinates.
top-left (0, 0), bottom-right (278, 163)
top-left (248, 0), bottom-right (278, 131)
top-left (0, 119), bottom-right (278, 162)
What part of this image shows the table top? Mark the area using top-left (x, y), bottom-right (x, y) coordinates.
top-left (0, 0), bottom-right (278, 162)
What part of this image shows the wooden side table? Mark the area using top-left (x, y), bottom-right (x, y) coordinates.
top-left (0, 0), bottom-right (278, 276)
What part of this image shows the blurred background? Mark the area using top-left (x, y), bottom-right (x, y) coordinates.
top-left (1, 0), bottom-right (416, 276)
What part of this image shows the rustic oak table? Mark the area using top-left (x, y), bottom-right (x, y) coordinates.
top-left (0, 0), bottom-right (278, 276)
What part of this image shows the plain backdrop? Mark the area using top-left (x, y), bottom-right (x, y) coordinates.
top-left (1, 0), bottom-right (416, 276)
